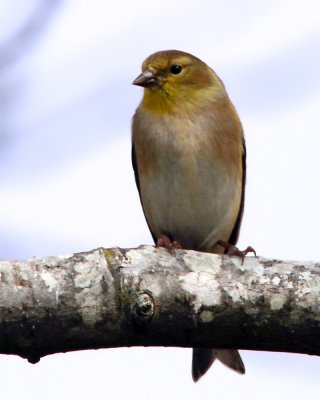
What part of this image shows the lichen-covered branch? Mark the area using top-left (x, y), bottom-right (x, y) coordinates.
top-left (0, 246), bottom-right (319, 363)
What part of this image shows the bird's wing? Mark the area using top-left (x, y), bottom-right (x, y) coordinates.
top-left (227, 138), bottom-right (246, 246)
top-left (131, 144), bottom-right (158, 244)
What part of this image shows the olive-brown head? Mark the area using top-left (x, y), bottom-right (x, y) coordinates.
top-left (133, 50), bottom-right (226, 113)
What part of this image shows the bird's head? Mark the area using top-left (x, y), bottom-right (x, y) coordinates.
top-left (133, 50), bottom-right (226, 113)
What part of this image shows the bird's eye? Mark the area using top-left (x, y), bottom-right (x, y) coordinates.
top-left (170, 64), bottom-right (182, 74)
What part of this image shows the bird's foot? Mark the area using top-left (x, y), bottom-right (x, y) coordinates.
top-left (217, 240), bottom-right (256, 264)
top-left (157, 234), bottom-right (181, 255)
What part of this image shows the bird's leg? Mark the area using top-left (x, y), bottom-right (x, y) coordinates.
top-left (217, 240), bottom-right (256, 264)
top-left (157, 234), bottom-right (182, 254)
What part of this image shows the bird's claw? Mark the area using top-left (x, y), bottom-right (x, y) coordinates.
top-left (157, 234), bottom-right (182, 255)
top-left (217, 240), bottom-right (256, 264)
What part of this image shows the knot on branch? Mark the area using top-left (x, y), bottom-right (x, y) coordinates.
top-left (132, 290), bottom-right (154, 327)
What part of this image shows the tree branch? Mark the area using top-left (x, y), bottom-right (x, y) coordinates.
top-left (0, 246), bottom-right (319, 363)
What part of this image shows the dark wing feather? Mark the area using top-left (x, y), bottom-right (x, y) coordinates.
top-left (131, 144), bottom-right (158, 244)
top-left (228, 138), bottom-right (246, 246)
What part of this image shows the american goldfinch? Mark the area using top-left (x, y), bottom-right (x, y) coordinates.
top-left (131, 50), bottom-right (253, 381)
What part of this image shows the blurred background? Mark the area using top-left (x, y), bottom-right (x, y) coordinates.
top-left (0, 0), bottom-right (319, 398)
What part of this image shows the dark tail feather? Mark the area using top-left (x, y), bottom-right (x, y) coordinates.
top-left (216, 349), bottom-right (245, 374)
top-left (192, 348), bottom-right (216, 382)
top-left (192, 348), bottom-right (245, 382)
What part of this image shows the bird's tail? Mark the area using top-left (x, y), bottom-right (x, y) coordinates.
top-left (192, 348), bottom-right (245, 382)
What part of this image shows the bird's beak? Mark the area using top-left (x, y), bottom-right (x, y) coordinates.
top-left (132, 70), bottom-right (157, 87)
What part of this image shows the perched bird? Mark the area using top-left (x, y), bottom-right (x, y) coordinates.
top-left (131, 50), bottom-right (253, 381)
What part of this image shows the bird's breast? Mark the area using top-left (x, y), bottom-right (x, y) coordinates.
top-left (133, 107), bottom-right (243, 251)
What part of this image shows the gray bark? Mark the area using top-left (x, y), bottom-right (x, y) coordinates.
top-left (0, 245), bottom-right (319, 363)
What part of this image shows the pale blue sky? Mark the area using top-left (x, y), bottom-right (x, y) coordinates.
top-left (0, 0), bottom-right (319, 398)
